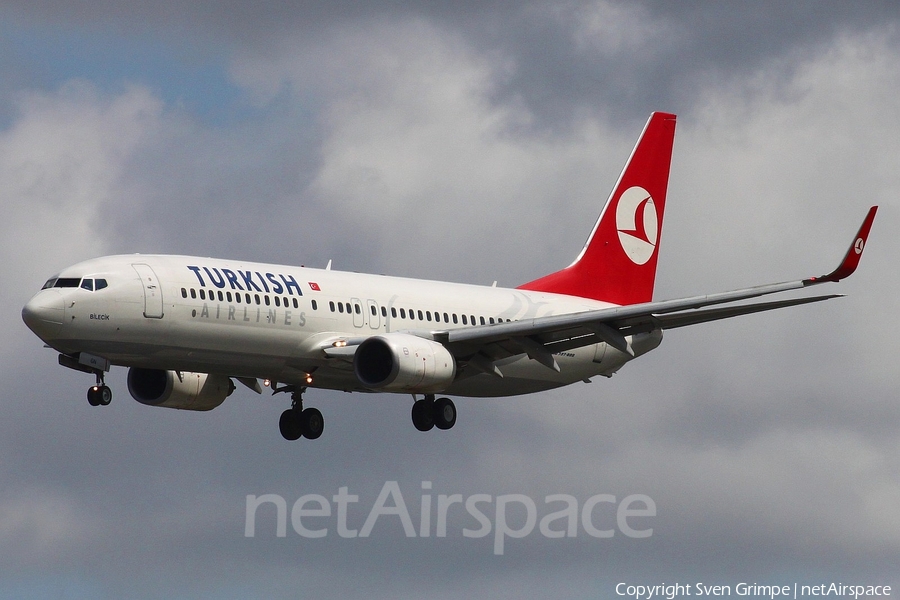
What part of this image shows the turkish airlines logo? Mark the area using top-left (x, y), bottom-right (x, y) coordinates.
top-left (854, 238), bottom-right (864, 255)
top-left (616, 186), bottom-right (658, 265)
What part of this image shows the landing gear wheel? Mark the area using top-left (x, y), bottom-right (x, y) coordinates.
top-left (300, 407), bottom-right (324, 440)
top-left (98, 385), bottom-right (112, 406)
top-left (87, 385), bottom-right (111, 407)
top-left (279, 409), bottom-right (303, 441)
top-left (411, 399), bottom-right (435, 432)
top-left (434, 397), bottom-right (456, 430)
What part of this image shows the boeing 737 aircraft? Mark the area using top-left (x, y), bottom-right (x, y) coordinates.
top-left (22, 112), bottom-right (876, 441)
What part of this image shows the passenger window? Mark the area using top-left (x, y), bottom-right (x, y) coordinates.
top-left (417, 310), bottom-right (424, 320)
top-left (275, 297), bottom-right (281, 307)
top-left (489, 317), bottom-right (495, 324)
top-left (370, 305), bottom-right (377, 316)
top-left (399, 308), bottom-right (406, 319)
top-left (345, 303), bottom-right (351, 313)
top-left (480, 317), bottom-right (486, 325)
top-left (218, 291), bottom-right (224, 302)
top-left (191, 289), bottom-right (197, 299)
top-left (443, 312), bottom-right (449, 323)
top-left (312, 300), bottom-right (318, 310)
top-left (338, 303), bottom-right (344, 313)
top-left (354, 304), bottom-right (361, 315)
top-left (199, 289), bottom-right (206, 300)
top-left (329, 301), bottom-right (335, 312)
top-left (181, 287), bottom-right (187, 298)
top-left (381, 306), bottom-right (387, 317)
top-left (293, 298), bottom-right (299, 309)
top-left (255, 294), bottom-right (260, 305)
top-left (426, 311), bottom-right (432, 322)
top-left (264, 296), bottom-right (270, 306)
top-left (452, 314), bottom-right (458, 324)
top-left (461, 315), bottom-right (467, 325)
top-left (236, 293), bottom-right (242, 304)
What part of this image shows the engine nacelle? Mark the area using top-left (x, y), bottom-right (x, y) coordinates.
top-left (127, 368), bottom-right (235, 411)
top-left (354, 333), bottom-right (456, 393)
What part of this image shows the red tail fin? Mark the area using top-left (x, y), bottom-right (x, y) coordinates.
top-left (518, 112), bottom-right (676, 305)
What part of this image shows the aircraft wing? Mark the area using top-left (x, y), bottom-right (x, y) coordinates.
top-left (319, 207), bottom-right (875, 377)
top-left (437, 206), bottom-right (877, 372)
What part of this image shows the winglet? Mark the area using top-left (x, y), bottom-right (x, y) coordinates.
top-left (805, 206), bottom-right (877, 284)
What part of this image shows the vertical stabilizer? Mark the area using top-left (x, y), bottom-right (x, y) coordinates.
top-left (518, 112), bottom-right (676, 305)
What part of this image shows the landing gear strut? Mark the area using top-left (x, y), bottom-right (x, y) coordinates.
top-left (411, 395), bottom-right (456, 432)
top-left (87, 371), bottom-right (112, 407)
top-left (276, 386), bottom-right (324, 441)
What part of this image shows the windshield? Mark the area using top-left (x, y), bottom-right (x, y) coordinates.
top-left (41, 277), bottom-right (109, 291)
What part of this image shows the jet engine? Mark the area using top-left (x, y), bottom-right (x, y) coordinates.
top-left (354, 333), bottom-right (456, 393)
top-left (127, 368), bottom-right (235, 411)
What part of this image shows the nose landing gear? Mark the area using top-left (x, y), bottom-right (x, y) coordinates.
top-left (87, 373), bottom-right (112, 406)
top-left (58, 353), bottom-right (112, 407)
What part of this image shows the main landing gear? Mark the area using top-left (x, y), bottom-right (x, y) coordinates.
top-left (276, 386), bottom-right (324, 441)
top-left (411, 395), bottom-right (457, 432)
top-left (87, 372), bottom-right (112, 407)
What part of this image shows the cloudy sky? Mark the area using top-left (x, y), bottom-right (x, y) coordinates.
top-left (2, 2), bottom-right (899, 597)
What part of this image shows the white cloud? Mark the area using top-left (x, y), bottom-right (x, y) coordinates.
top-left (0, 81), bottom-right (162, 292)
top-left (231, 19), bottom-right (635, 284)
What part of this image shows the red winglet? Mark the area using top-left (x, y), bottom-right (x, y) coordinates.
top-left (805, 206), bottom-right (877, 284)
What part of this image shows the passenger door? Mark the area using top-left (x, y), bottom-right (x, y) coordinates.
top-left (132, 263), bottom-right (164, 319)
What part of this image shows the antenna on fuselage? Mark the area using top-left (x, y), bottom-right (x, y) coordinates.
top-left (325, 260), bottom-right (332, 271)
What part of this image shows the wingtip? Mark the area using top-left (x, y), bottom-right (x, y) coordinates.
top-left (805, 205), bottom-right (877, 284)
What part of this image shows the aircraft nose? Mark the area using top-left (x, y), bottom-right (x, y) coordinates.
top-left (22, 290), bottom-right (65, 340)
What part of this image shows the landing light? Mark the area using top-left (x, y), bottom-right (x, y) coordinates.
top-left (332, 340), bottom-right (348, 347)
top-left (263, 379), bottom-right (271, 387)
top-left (305, 375), bottom-right (314, 384)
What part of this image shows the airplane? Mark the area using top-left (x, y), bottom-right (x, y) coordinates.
top-left (21, 112), bottom-right (877, 441)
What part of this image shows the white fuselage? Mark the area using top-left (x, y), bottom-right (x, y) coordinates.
top-left (24, 254), bottom-right (653, 397)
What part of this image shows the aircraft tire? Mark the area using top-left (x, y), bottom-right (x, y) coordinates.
top-left (434, 397), bottom-right (456, 430)
top-left (279, 409), bottom-right (303, 441)
top-left (300, 407), bottom-right (324, 440)
top-left (87, 387), bottom-right (101, 406)
top-left (411, 399), bottom-right (435, 432)
top-left (99, 385), bottom-right (112, 406)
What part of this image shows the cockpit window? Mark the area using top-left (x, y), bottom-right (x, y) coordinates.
top-left (76, 278), bottom-right (109, 291)
top-left (53, 278), bottom-right (81, 288)
top-left (42, 276), bottom-right (108, 291)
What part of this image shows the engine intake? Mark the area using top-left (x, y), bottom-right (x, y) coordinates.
top-left (354, 333), bottom-right (456, 393)
top-left (127, 368), bottom-right (234, 411)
